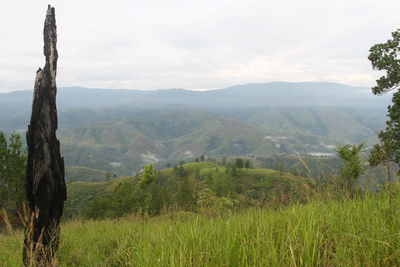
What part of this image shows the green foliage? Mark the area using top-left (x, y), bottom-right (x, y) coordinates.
top-left (173, 164), bottom-right (187, 178)
top-left (277, 160), bottom-right (285, 177)
top-left (335, 142), bottom-right (366, 197)
top-left (176, 177), bottom-right (197, 211)
top-left (85, 196), bottom-right (111, 219)
top-left (63, 181), bottom-right (113, 219)
top-left (369, 129), bottom-right (397, 170)
top-left (147, 182), bottom-right (164, 215)
top-left (214, 172), bottom-right (230, 197)
top-left (368, 28), bottom-right (400, 171)
top-left (198, 187), bottom-right (237, 213)
top-left (368, 29), bottom-right (400, 94)
top-left (0, 132), bottom-right (26, 211)
top-left (244, 159), bottom-right (251, 169)
top-left (138, 164), bottom-right (156, 190)
top-left (85, 165), bottom-right (167, 219)
top-left (65, 166), bottom-right (109, 183)
top-left (86, 182), bottom-right (145, 219)
top-left (370, 92), bottom-right (400, 169)
top-left (234, 158), bottom-right (244, 168)
top-left (105, 172), bottom-right (112, 182)
top-left (368, 29), bottom-right (400, 205)
top-left (68, 162), bottom-right (314, 220)
top-left (110, 182), bottom-right (141, 217)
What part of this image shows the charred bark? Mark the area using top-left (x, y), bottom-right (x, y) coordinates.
top-left (23, 5), bottom-right (66, 265)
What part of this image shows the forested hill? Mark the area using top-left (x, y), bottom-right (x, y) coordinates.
top-left (56, 105), bottom-right (382, 176)
top-left (64, 161), bottom-right (315, 220)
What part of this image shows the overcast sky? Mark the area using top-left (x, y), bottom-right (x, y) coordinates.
top-left (0, 0), bottom-right (399, 92)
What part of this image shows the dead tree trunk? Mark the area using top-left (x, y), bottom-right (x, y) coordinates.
top-left (23, 5), bottom-right (66, 265)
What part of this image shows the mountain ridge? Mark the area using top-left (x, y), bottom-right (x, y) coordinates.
top-left (0, 81), bottom-right (391, 111)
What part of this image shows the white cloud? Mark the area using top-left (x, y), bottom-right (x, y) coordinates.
top-left (0, 0), bottom-right (399, 92)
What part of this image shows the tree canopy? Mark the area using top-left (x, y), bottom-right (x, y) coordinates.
top-left (368, 29), bottom-right (400, 174)
top-left (335, 142), bottom-right (366, 197)
top-left (0, 132), bottom-right (26, 212)
top-left (368, 29), bottom-right (400, 94)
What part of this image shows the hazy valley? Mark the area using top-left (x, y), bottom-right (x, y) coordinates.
top-left (0, 82), bottom-right (390, 179)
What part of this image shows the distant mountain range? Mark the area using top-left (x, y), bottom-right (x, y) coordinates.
top-left (0, 82), bottom-right (392, 176)
top-left (0, 81), bottom-right (392, 113)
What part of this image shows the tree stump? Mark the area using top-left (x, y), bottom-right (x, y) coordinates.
top-left (23, 5), bottom-right (66, 265)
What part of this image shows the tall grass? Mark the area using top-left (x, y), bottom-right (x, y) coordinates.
top-left (1, 188), bottom-right (400, 266)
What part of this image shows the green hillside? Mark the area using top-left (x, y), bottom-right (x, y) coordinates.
top-left (63, 162), bottom-right (314, 220)
top-left (57, 105), bottom-right (381, 176)
top-left (64, 175), bottom-right (134, 219)
top-left (58, 107), bottom-right (279, 174)
top-left (65, 166), bottom-right (109, 183)
top-left (245, 106), bottom-right (378, 144)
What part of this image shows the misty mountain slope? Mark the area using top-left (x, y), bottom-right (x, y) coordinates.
top-left (56, 105), bottom-right (381, 175)
top-left (313, 108), bottom-right (373, 143)
top-left (340, 107), bottom-right (387, 131)
top-left (166, 116), bottom-right (272, 158)
top-left (58, 106), bottom-right (326, 174)
top-left (60, 119), bottom-right (166, 167)
top-left (123, 106), bottom-right (217, 140)
top-left (245, 107), bottom-right (377, 144)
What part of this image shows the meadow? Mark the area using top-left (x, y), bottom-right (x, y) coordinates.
top-left (1, 186), bottom-right (400, 266)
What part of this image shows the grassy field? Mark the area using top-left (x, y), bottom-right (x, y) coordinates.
top-left (1, 187), bottom-right (400, 266)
